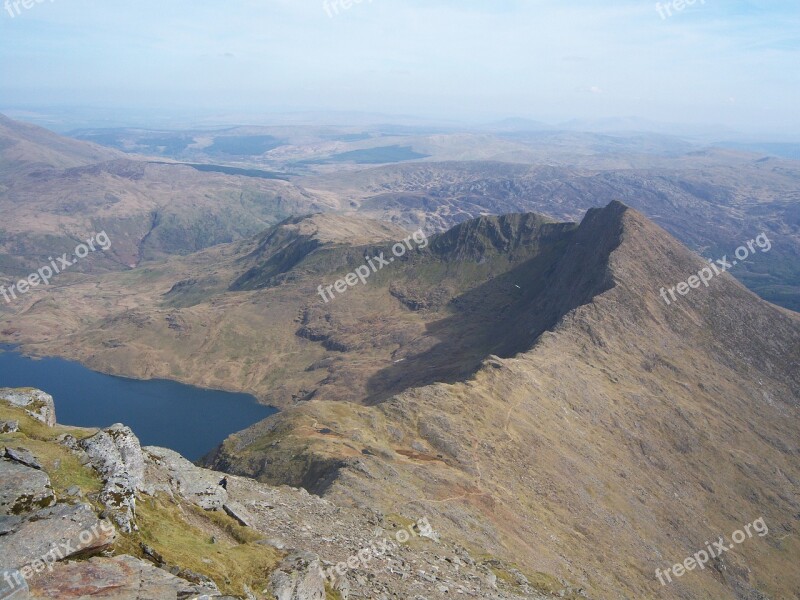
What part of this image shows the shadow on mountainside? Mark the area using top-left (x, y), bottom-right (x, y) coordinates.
top-left (363, 202), bottom-right (629, 404)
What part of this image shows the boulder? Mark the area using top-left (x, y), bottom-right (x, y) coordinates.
top-left (223, 501), bottom-right (255, 528)
top-left (0, 503), bottom-right (116, 572)
top-left (79, 425), bottom-right (146, 532)
top-left (27, 555), bottom-right (222, 599)
top-left (0, 420), bottom-right (19, 433)
top-left (144, 446), bottom-right (228, 510)
top-left (268, 551), bottom-right (326, 600)
top-left (4, 446), bottom-right (43, 470)
top-left (0, 388), bottom-right (56, 426)
top-left (79, 425), bottom-right (146, 488)
top-left (0, 458), bottom-right (55, 516)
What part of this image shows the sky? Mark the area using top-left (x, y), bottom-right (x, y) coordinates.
top-left (0, 0), bottom-right (798, 134)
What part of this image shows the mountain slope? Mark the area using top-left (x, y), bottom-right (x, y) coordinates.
top-left (1, 211), bottom-right (590, 407)
top-left (0, 113), bottom-right (122, 176)
top-left (0, 115), bottom-right (332, 276)
top-left (206, 202), bottom-right (800, 599)
top-left (1, 389), bottom-right (566, 600)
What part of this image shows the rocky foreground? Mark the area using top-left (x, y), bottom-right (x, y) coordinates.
top-left (0, 388), bottom-right (584, 599)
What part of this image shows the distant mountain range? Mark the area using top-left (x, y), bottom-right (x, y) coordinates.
top-left (2, 114), bottom-right (798, 309)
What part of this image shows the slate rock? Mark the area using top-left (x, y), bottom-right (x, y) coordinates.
top-left (4, 447), bottom-right (43, 470)
top-left (223, 501), bottom-right (255, 528)
top-left (79, 425), bottom-right (145, 532)
top-left (0, 458), bottom-right (55, 516)
top-left (27, 555), bottom-right (222, 599)
top-left (0, 515), bottom-right (23, 536)
top-left (0, 569), bottom-right (29, 598)
top-left (144, 446), bottom-right (228, 510)
top-left (0, 503), bottom-right (116, 572)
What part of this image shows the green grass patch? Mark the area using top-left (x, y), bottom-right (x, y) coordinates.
top-left (120, 494), bottom-right (281, 597)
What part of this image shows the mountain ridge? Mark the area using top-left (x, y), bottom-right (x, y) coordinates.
top-left (205, 202), bottom-right (800, 599)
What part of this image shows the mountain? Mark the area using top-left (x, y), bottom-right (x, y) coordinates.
top-left (2, 200), bottom-right (797, 597)
top-left (0, 114), bottom-right (331, 276)
top-left (305, 160), bottom-right (800, 310)
top-left (0, 113), bottom-right (122, 176)
top-left (202, 203), bottom-right (800, 599)
top-left (3, 114), bottom-right (798, 310)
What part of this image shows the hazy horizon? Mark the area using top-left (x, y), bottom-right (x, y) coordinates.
top-left (1, 0), bottom-right (798, 136)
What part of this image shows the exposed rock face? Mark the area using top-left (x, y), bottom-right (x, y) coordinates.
top-left (0, 420), bottom-right (19, 433)
top-left (79, 425), bottom-right (146, 532)
top-left (0, 388), bottom-right (56, 426)
top-left (0, 457), bottom-right (55, 516)
top-left (0, 503), bottom-right (116, 571)
top-left (222, 501), bottom-right (254, 528)
top-left (4, 446), bottom-right (43, 470)
top-left (268, 551), bottom-right (326, 600)
top-left (143, 446), bottom-right (227, 510)
top-left (27, 555), bottom-right (222, 599)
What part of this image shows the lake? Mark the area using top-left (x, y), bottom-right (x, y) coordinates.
top-left (0, 346), bottom-right (276, 460)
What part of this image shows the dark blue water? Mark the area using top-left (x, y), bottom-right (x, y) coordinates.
top-left (0, 346), bottom-right (276, 460)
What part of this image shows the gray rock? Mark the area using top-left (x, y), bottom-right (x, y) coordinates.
top-left (65, 486), bottom-right (81, 498)
top-left (259, 538), bottom-right (287, 550)
top-left (79, 425), bottom-right (145, 532)
top-left (0, 515), bottom-right (23, 536)
top-left (27, 555), bottom-right (221, 599)
top-left (0, 569), bottom-right (29, 598)
top-left (0, 420), bottom-right (19, 433)
top-left (4, 447), bottom-right (43, 470)
top-left (0, 388), bottom-right (56, 427)
top-left (56, 434), bottom-right (80, 451)
top-left (144, 446), bottom-right (228, 510)
top-left (223, 501), bottom-right (254, 528)
top-left (0, 458), bottom-right (55, 516)
top-left (268, 551), bottom-right (326, 600)
top-left (0, 503), bottom-right (116, 572)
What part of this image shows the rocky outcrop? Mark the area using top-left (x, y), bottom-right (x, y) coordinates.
top-left (0, 388), bottom-right (56, 426)
top-left (26, 555), bottom-right (222, 599)
top-left (268, 551), bottom-right (326, 600)
top-left (143, 446), bottom-right (228, 510)
top-left (0, 503), bottom-right (117, 572)
top-left (0, 420), bottom-right (19, 433)
top-left (4, 446), bottom-right (43, 470)
top-left (0, 457), bottom-right (55, 516)
top-left (1, 389), bottom-right (558, 600)
top-left (79, 424), bottom-right (146, 532)
top-left (222, 500), bottom-right (255, 528)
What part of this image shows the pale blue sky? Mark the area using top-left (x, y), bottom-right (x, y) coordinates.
top-left (1, 0), bottom-right (798, 133)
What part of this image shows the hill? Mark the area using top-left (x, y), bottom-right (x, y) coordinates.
top-left (204, 203), bottom-right (800, 599)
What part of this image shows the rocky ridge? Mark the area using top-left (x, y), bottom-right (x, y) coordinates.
top-left (0, 388), bottom-right (578, 599)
